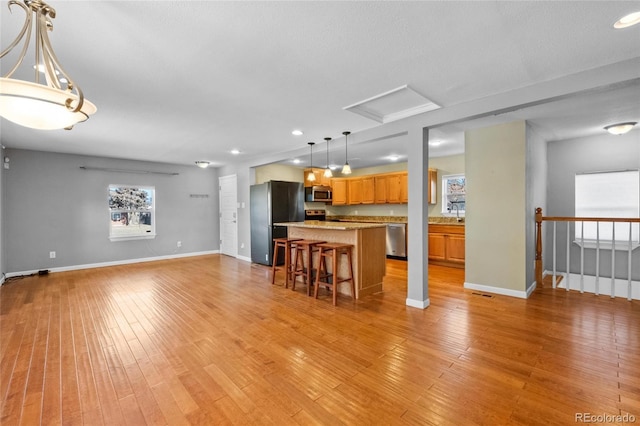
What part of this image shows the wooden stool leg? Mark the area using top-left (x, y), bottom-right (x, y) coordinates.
top-left (314, 247), bottom-right (324, 299)
top-left (292, 247), bottom-right (302, 291)
top-left (332, 249), bottom-right (339, 306)
top-left (271, 242), bottom-right (280, 284)
top-left (283, 242), bottom-right (290, 289)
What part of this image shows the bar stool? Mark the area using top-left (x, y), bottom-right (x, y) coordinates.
top-left (271, 237), bottom-right (302, 288)
top-left (314, 243), bottom-right (355, 306)
top-left (292, 239), bottom-right (326, 295)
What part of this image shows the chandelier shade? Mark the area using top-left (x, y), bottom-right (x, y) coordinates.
top-left (0, 0), bottom-right (96, 130)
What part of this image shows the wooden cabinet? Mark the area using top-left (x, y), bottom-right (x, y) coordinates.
top-left (428, 168), bottom-right (437, 204)
top-left (347, 178), bottom-right (363, 204)
top-left (386, 174), bottom-right (402, 203)
top-left (361, 176), bottom-right (375, 204)
top-left (374, 175), bottom-right (388, 203)
top-left (331, 178), bottom-right (348, 205)
top-left (399, 172), bottom-right (408, 203)
top-left (428, 224), bottom-right (465, 268)
top-left (303, 168), bottom-right (332, 187)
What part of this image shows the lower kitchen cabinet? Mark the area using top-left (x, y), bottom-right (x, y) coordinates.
top-left (428, 224), bottom-right (465, 268)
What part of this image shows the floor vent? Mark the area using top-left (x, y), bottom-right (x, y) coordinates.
top-left (471, 292), bottom-right (494, 298)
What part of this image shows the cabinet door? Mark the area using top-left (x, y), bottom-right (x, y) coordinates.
top-left (347, 178), bottom-right (363, 205)
top-left (361, 176), bottom-right (375, 204)
top-left (428, 234), bottom-right (446, 260)
top-left (399, 172), bottom-right (408, 203)
top-left (446, 234), bottom-right (465, 263)
top-left (387, 174), bottom-right (401, 203)
top-left (427, 168), bottom-right (437, 204)
top-left (374, 176), bottom-right (388, 203)
top-left (331, 179), bottom-right (348, 205)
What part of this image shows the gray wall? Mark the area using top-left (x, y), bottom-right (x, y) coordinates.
top-left (525, 123), bottom-right (548, 290)
top-left (0, 147), bottom-right (5, 281)
top-left (5, 149), bottom-right (219, 273)
top-left (546, 131), bottom-right (640, 280)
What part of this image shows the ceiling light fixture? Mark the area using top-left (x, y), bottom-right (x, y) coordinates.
top-left (292, 130), bottom-right (303, 136)
top-left (307, 142), bottom-right (316, 182)
top-left (323, 137), bottom-right (333, 178)
top-left (341, 131), bottom-right (352, 175)
top-left (195, 161), bottom-right (210, 168)
top-left (614, 11), bottom-right (640, 29)
top-left (604, 122), bottom-right (637, 135)
top-left (230, 149), bottom-right (240, 155)
top-left (0, 0), bottom-right (96, 130)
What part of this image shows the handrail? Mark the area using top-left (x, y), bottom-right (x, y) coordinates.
top-left (541, 216), bottom-right (640, 223)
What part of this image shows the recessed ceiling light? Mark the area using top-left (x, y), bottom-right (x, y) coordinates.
top-left (614, 11), bottom-right (640, 29)
top-left (604, 122), bottom-right (637, 135)
top-left (387, 155), bottom-right (400, 162)
top-left (292, 159), bottom-right (301, 164)
top-left (292, 130), bottom-right (303, 136)
top-left (230, 149), bottom-right (240, 155)
top-left (428, 140), bottom-right (442, 147)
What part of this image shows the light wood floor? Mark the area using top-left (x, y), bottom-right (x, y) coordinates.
top-left (1, 255), bottom-right (639, 425)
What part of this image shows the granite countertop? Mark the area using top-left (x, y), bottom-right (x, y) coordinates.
top-left (275, 221), bottom-right (387, 230)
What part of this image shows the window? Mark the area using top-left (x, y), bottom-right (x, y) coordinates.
top-left (441, 174), bottom-right (465, 216)
top-left (109, 185), bottom-right (156, 241)
top-left (575, 170), bottom-right (639, 245)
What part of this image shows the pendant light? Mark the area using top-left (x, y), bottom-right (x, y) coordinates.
top-left (307, 142), bottom-right (316, 182)
top-left (341, 131), bottom-right (352, 175)
top-left (323, 137), bottom-right (333, 178)
top-left (0, 0), bottom-right (96, 130)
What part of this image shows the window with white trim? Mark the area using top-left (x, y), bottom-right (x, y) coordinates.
top-left (109, 185), bottom-right (156, 241)
top-left (575, 170), bottom-right (639, 245)
top-left (441, 174), bottom-right (465, 216)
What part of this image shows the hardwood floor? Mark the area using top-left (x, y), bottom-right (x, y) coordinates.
top-left (1, 255), bottom-right (639, 425)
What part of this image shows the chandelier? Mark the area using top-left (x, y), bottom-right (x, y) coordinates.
top-left (0, 0), bottom-right (96, 130)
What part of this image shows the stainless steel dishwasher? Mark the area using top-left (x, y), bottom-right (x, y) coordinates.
top-left (385, 223), bottom-right (407, 259)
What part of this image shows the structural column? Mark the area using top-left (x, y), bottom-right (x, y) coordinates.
top-left (406, 126), bottom-right (430, 309)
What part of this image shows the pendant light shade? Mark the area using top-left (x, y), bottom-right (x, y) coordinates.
top-left (0, 0), bottom-right (96, 130)
top-left (323, 137), bottom-right (333, 178)
top-left (341, 131), bottom-right (352, 175)
top-left (307, 142), bottom-right (316, 182)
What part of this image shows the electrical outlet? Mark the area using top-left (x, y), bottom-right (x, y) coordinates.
top-left (240, 243), bottom-right (245, 249)
top-left (49, 251), bottom-right (56, 259)
top-left (177, 241), bottom-right (182, 248)
top-left (390, 210), bottom-right (394, 216)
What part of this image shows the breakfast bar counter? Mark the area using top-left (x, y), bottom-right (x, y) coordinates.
top-left (275, 221), bottom-right (387, 299)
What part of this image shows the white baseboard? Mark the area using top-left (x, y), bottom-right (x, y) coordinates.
top-left (406, 298), bottom-right (430, 309)
top-left (6, 250), bottom-right (220, 278)
top-left (236, 255), bottom-right (252, 263)
top-left (464, 281), bottom-right (530, 299)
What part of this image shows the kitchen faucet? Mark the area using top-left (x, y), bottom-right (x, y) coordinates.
top-left (449, 202), bottom-right (463, 222)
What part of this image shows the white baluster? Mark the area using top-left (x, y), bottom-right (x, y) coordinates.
top-left (552, 222), bottom-right (557, 289)
top-left (595, 222), bottom-right (600, 296)
top-left (611, 223), bottom-right (616, 298)
top-left (566, 222), bottom-right (571, 292)
top-left (580, 221), bottom-right (584, 293)
top-left (628, 222), bottom-right (633, 301)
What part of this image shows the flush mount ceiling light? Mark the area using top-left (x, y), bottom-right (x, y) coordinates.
top-left (604, 122), bottom-right (637, 135)
top-left (195, 161), bottom-right (210, 168)
top-left (292, 129), bottom-right (303, 136)
top-left (307, 142), bottom-right (316, 182)
top-left (230, 149), bottom-right (240, 155)
top-left (323, 137), bottom-right (333, 178)
top-left (614, 11), bottom-right (640, 29)
top-left (0, 0), bottom-right (96, 130)
top-left (341, 131), bottom-right (352, 175)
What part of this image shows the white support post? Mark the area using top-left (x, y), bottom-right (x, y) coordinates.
top-left (628, 223), bottom-right (633, 301)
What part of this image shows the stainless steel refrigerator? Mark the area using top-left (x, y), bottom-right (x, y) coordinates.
top-left (250, 181), bottom-right (304, 266)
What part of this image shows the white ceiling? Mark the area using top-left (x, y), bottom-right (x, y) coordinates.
top-left (1, 1), bottom-right (639, 170)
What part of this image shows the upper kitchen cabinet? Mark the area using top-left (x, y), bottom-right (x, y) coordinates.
top-left (304, 168), bottom-right (332, 187)
top-left (361, 176), bottom-right (375, 204)
top-left (347, 178), bottom-right (363, 205)
top-left (331, 178), bottom-right (348, 205)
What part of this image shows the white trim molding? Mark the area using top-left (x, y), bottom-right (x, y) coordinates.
top-left (6, 250), bottom-right (219, 278)
top-left (406, 298), bottom-right (430, 309)
top-left (464, 281), bottom-right (531, 299)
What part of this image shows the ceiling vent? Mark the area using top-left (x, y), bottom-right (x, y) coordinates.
top-left (343, 85), bottom-right (440, 124)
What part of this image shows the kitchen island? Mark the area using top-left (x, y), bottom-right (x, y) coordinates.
top-left (275, 221), bottom-right (387, 299)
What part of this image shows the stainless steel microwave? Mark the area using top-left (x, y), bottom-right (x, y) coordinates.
top-left (305, 185), bottom-right (332, 203)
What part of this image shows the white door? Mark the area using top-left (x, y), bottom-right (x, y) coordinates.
top-left (219, 174), bottom-right (238, 257)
